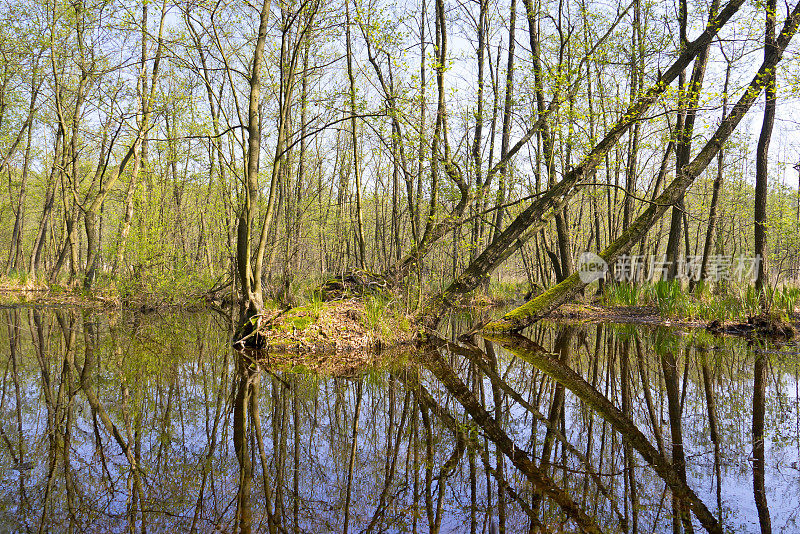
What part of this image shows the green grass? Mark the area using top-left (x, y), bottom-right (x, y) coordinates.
top-left (364, 294), bottom-right (389, 331)
top-left (600, 280), bottom-right (800, 322)
top-left (304, 290), bottom-right (325, 320)
top-left (487, 280), bottom-right (527, 302)
top-left (362, 294), bottom-right (413, 342)
top-left (652, 281), bottom-right (683, 318)
top-left (602, 282), bottom-right (645, 307)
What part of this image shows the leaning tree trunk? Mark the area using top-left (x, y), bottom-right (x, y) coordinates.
top-left (422, 0), bottom-right (745, 327)
top-left (483, 3), bottom-right (800, 331)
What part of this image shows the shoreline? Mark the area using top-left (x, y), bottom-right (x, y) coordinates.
top-left (3, 287), bottom-right (797, 344)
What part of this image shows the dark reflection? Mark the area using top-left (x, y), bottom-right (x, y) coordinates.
top-left (1, 307), bottom-right (798, 533)
top-left (752, 348), bottom-right (770, 534)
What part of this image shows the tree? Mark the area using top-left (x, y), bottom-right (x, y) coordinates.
top-left (484, 0), bottom-right (800, 332)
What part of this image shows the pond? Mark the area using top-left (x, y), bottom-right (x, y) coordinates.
top-left (0, 306), bottom-right (798, 533)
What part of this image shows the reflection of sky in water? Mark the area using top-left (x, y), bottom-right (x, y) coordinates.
top-left (0, 309), bottom-right (798, 532)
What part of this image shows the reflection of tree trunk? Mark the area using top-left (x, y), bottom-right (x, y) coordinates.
top-left (531, 327), bottom-right (571, 518)
top-left (293, 378), bottom-right (300, 533)
top-left (581, 325), bottom-right (601, 510)
top-left (62, 335), bottom-right (78, 533)
top-left (485, 340), bottom-right (506, 532)
top-left (418, 349), bottom-right (605, 534)
top-left (635, 336), bottom-right (665, 455)
top-left (468, 362), bottom-right (478, 534)
top-left (660, 349), bottom-right (694, 534)
top-left (620, 340), bottom-right (638, 533)
top-left (365, 383), bottom-right (411, 531)
top-left (752, 352), bottom-right (771, 533)
top-left (429, 333), bottom-right (626, 524)
top-left (79, 318), bottom-right (146, 531)
top-left (412, 386), bottom-right (420, 534)
top-left (251, 368), bottom-right (278, 533)
top-left (39, 312), bottom-right (79, 533)
top-left (419, 394), bottom-right (442, 532)
top-left (119, 362), bottom-right (146, 534)
top-left (488, 332), bottom-right (722, 533)
top-left (700, 348), bottom-right (723, 522)
top-left (190, 347), bottom-right (229, 534)
top-left (272, 377), bottom-right (287, 521)
top-left (38, 314), bottom-right (62, 534)
top-left (233, 357), bottom-right (253, 534)
top-left (396, 367), bottom-right (553, 529)
top-left (7, 310), bottom-right (30, 513)
top-left (342, 380), bottom-right (363, 534)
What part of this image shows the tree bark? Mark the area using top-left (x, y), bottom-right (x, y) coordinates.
top-left (755, 0), bottom-right (777, 297)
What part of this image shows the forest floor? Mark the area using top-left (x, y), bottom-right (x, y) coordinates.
top-left (0, 286), bottom-right (213, 312)
top-left (0, 277), bottom-right (220, 311)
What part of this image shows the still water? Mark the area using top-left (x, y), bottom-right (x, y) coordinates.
top-left (0, 306), bottom-right (798, 533)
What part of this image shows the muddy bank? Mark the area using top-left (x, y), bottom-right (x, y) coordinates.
top-left (549, 303), bottom-right (708, 327)
top-left (550, 303), bottom-right (797, 339)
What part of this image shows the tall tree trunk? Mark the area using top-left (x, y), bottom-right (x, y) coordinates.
top-left (29, 125), bottom-right (62, 276)
top-left (491, 0), bottom-right (517, 244)
top-left (345, 0), bottom-right (366, 268)
top-left (622, 0), bottom-right (643, 231)
top-left (666, 0), bottom-right (718, 280)
top-left (470, 0), bottom-right (488, 260)
top-left (6, 94), bottom-right (35, 273)
top-left (755, 0), bottom-right (777, 298)
top-left (236, 0), bottom-right (274, 322)
top-left (697, 58), bottom-right (731, 289)
top-left (113, 1), bottom-right (165, 273)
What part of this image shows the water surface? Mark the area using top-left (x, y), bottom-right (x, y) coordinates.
top-left (0, 306), bottom-right (798, 533)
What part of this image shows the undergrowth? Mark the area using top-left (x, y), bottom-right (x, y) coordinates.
top-left (601, 281), bottom-right (800, 322)
top-left (363, 294), bottom-right (412, 341)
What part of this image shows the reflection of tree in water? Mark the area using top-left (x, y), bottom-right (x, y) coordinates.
top-left (0, 308), bottom-right (798, 532)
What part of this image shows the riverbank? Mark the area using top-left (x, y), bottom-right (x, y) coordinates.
top-left (4, 277), bottom-right (797, 346)
top-left (0, 274), bottom-right (226, 311)
top-left (550, 302), bottom-right (797, 339)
